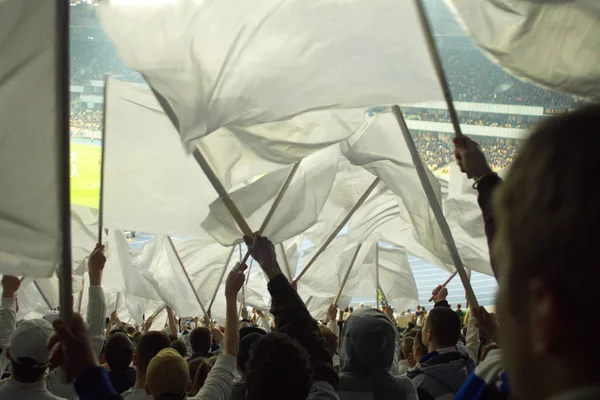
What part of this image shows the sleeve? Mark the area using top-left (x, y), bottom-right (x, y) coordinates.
top-left (326, 319), bottom-right (339, 337)
top-left (46, 368), bottom-right (78, 400)
top-left (0, 298), bottom-right (16, 377)
top-left (268, 274), bottom-right (338, 389)
top-left (465, 308), bottom-right (481, 363)
top-left (190, 353), bottom-right (236, 400)
top-left (476, 173), bottom-right (502, 280)
top-left (87, 285), bottom-right (107, 357)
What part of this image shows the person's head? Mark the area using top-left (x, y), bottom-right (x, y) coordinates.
top-left (189, 360), bottom-right (211, 396)
top-left (318, 325), bottom-right (338, 357)
top-left (401, 336), bottom-right (416, 368)
top-left (417, 305), bottom-right (422, 311)
top-left (189, 327), bottom-right (212, 354)
top-left (412, 328), bottom-right (428, 363)
top-left (8, 319), bottom-right (53, 383)
top-left (456, 304), bottom-right (462, 310)
top-left (246, 332), bottom-right (312, 400)
top-left (171, 339), bottom-right (187, 358)
top-left (493, 104), bottom-right (600, 399)
top-left (105, 332), bottom-right (134, 371)
top-left (339, 308), bottom-right (397, 375)
top-left (125, 325), bottom-right (136, 337)
top-left (421, 307), bottom-right (461, 352)
top-left (134, 331), bottom-right (171, 376)
top-left (237, 332), bottom-right (264, 378)
top-left (145, 348), bottom-right (190, 399)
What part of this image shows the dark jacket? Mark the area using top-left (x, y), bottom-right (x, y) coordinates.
top-left (108, 367), bottom-right (136, 394)
top-left (337, 308), bottom-right (417, 400)
top-left (407, 348), bottom-right (475, 400)
top-left (268, 274), bottom-right (339, 398)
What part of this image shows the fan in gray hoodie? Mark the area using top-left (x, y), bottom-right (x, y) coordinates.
top-left (337, 308), bottom-right (417, 400)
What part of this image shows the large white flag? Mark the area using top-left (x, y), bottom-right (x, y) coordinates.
top-left (0, 0), bottom-right (68, 277)
top-left (134, 236), bottom-right (204, 317)
top-left (202, 145), bottom-right (340, 246)
top-left (447, 0), bottom-right (600, 100)
top-left (97, 0), bottom-right (443, 150)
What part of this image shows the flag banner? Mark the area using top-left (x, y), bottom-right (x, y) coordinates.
top-left (0, 0), bottom-right (64, 277)
top-left (447, 0), bottom-right (600, 100)
top-left (97, 0), bottom-right (444, 150)
top-left (202, 145), bottom-right (340, 246)
top-left (374, 246), bottom-right (419, 312)
top-left (17, 277), bottom-right (59, 320)
top-left (134, 236), bottom-right (203, 317)
top-left (71, 205), bottom-right (99, 267)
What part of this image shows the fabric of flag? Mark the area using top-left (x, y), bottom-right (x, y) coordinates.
top-left (447, 0), bottom-right (600, 100)
top-left (0, 0), bottom-right (65, 277)
top-left (97, 0), bottom-right (444, 151)
top-left (202, 145), bottom-right (340, 245)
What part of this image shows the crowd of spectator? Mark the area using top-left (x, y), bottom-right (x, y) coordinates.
top-left (71, 102), bottom-right (103, 133)
top-left (412, 132), bottom-right (517, 171)
top-left (404, 111), bottom-right (529, 129)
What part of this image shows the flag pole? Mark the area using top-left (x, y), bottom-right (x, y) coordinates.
top-left (414, 0), bottom-right (463, 137)
top-left (114, 292), bottom-right (121, 313)
top-left (294, 177), bottom-right (381, 284)
top-left (378, 283), bottom-right (389, 307)
top-left (375, 242), bottom-right (380, 309)
top-left (279, 243), bottom-right (293, 281)
top-left (97, 75), bottom-right (109, 244)
top-left (77, 277), bottom-right (85, 313)
top-left (391, 105), bottom-right (477, 307)
top-left (207, 245), bottom-right (236, 313)
top-left (428, 271), bottom-right (458, 302)
top-left (34, 281), bottom-right (53, 311)
top-left (240, 162), bottom-right (301, 264)
top-left (333, 244), bottom-right (362, 307)
top-left (167, 236), bottom-right (209, 318)
top-left (57, 0), bottom-right (73, 322)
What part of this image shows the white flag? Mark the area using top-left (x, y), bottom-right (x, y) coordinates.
top-left (447, 0), bottom-right (600, 100)
top-left (0, 0), bottom-right (67, 277)
top-left (97, 0), bottom-right (443, 150)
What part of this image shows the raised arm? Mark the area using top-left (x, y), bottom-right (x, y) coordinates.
top-left (87, 244), bottom-right (107, 356)
top-left (454, 136), bottom-right (503, 281)
top-left (0, 276), bottom-right (19, 377)
top-left (245, 234), bottom-right (338, 389)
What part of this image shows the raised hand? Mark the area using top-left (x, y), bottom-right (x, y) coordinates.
top-left (453, 136), bottom-right (493, 180)
top-left (431, 285), bottom-right (448, 303)
top-left (2, 275), bottom-right (21, 298)
top-left (88, 243), bottom-right (106, 285)
top-left (471, 306), bottom-right (498, 343)
top-left (327, 304), bottom-right (337, 322)
top-left (243, 234), bottom-right (282, 280)
top-left (225, 262), bottom-right (247, 299)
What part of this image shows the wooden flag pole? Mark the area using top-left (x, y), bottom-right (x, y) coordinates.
top-left (114, 292), bottom-right (121, 313)
top-left (428, 271), bottom-right (458, 302)
top-left (375, 242), bottom-right (380, 309)
top-left (294, 178), bottom-right (381, 284)
top-left (167, 237), bottom-right (209, 318)
top-left (378, 283), bottom-right (389, 307)
top-left (391, 105), bottom-right (478, 307)
top-left (149, 304), bottom-right (167, 321)
top-left (77, 277), bottom-right (85, 313)
top-left (207, 245), bottom-right (236, 313)
top-left (240, 162), bottom-right (301, 264)
top-left (33, 281), bottom-right (53, 311)
top-left (57, 0), bottom-right (73, 323)
top-left (192, 149), bottom-right (253, 237)
top-left (97, 75), bottom-right (109, 244)
top-left (333, 244), bottom-right (362, 307)
top-left (414, 0), bottom-right (463, 137)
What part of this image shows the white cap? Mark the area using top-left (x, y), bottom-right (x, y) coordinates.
top-left (9, 319), bottom-right (54, 366)
top-left (43, 310), bottom-right (60, 324)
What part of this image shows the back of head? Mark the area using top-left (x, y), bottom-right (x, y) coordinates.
top-left (189, 360), bottom-right (211, 396)
top-left (136, 331), bottom-right (171, 374)
top-left (246, 331), bottom-right (312, 400)
top-left (171, 339), bottom-right (187, 358)
top-left (413, 328), bottom-right (428, 363)
top-left (339, 308), bottom-right (397, 374)
top-left (422, 307), bottom-right (461, 349)
top-left (318, 325), bottom-right (338, 357)
top-left (189, 326), bottom-right (212, 354)
top-left (8, 319), bottom-right (54, 383)
top-left (494, 104), bottom-right (600, 398)
top-left (237, 332), bottom-right (263, 375)
top-left (105, 332), bottom-right (134, 371)
top-left (146, 348), bottom-right (189, 400)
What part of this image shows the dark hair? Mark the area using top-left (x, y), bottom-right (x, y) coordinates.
top-left (414, 328), bottom-right (428, 359)
top-left (424, 307), bottom-right (461, 347)
top-left (189, 327), bottom-right (212, 354)
top-left (9, 357), bottom-right (46, 383)
top-left (171, 339), bottom-right (187, 358)
top-left (246, 332), bottom-right (313, 400)
top-left (126, 326), bottom-right (136, 336)
top-left (457, 304), bottom-right (462, 309)
top-left (135, 331), bottom-right (171, 374)
top-left (105, 332), bottom-right (134, 371)
top-left (401, 337), bottom-right (414, 359)
top-left (238, 333), bottom-right (263, 374)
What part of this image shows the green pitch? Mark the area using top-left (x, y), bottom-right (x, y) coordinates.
top-left (70, 141), bottom-right (101, 208)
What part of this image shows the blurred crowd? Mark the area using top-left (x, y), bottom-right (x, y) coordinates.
top-left (70, 102), bottom-right (103, 133)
